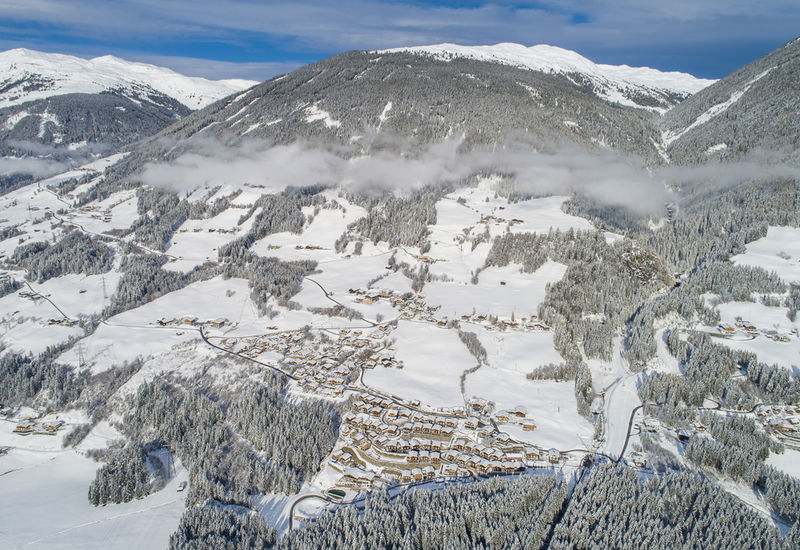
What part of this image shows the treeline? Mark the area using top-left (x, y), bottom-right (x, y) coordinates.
top-left (639, 332), bottom-right (800, 418)
top-left (124, 373), bottom-right (339, 507)
top-left (88, 442), bottom-right (150, 506)
top-left (527, 362), bottom-right (578, 382)
top-left (0, 345), bottom-right (81, 408)
top-left (336, 189), bottom-right (441, 249)
top-left (222, 255), bottom-right (316, 314)
top-left (10, 230), bottom-right (114, 282)
top-left (638, 333), bottom-right (800, 525)
top-left (220, 188), bottom-right (323, 262)
top-left (550, 463), bottom-right (789, 549)
top-left (279, 475), bottom-right (567, 550)
top-left (170, 505), bottom-right (276, 550)
top-left (227, 385), bottom-right (339, 485)
top-left (169, 463), bottom-right (798, 549)
top-left (644, 179), bottom-right (799, 273)
top-left (457, 329), bottom-right (487, 364)
top-left (684, 427), bottom-right (800, 524)
top-left (0, 276), bottom-right (22, 297)
top-left (487, 229), bottom-right (664, 362)
top-left (104, 255), bottom-right (188, 317)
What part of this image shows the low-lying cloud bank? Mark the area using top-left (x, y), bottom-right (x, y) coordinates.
top-left (138, 136), bottom-right (800, 216)
top-left (0, 156), bottom-right (71, 177)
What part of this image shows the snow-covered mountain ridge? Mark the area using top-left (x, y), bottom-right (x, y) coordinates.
top-left (0, 48), bottom-right (258, 110)
top-left (381, 43), bottom-right (716, 112)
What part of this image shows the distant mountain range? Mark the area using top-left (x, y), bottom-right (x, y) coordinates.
top-left (0, 49), bottom-right (257, 191)
top-left (2, 37), bottom-right (799, 193)
top-left (103, 38), bottom-right (798, 185)
top-left (0, 49), bottom-right (256, 110)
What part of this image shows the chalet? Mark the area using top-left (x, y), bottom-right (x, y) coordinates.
top-left (441, 463), bottom-right (458, 476)
top-left (208, 318), bottom-right (229, 328)
top-left (452, 437), bottom-right (467, 451)
top-left (628, 452), bottom-right (647, 468)
top-left (13, 420), bottom-right (35, 434)
top-left (522, 421), bottom-right (537, 431)
top-left (487, 461), bottom-right (503, 474)
top-left (509, 406), bottom-right (527, 418)
top-left (443, 449), bottom-right (459, 461)
top-left (422, 466), bottom-right (436, 480)
top-left (419, 450), bottom-right (430, 462)
top-left (42, 420), bottom-right (64, 433)
top-left (547, 449), bottom-right (563, 464)
top-left (495, 411), bottom-right (510, 423)
top-left (464, 417), bottom-right (479, 430)
top-left (411, 468), bottom-right (424, 481)
top-left (400, 471), bottom-right (413, 483)
top-left (384, 425), bottom-right (399, 436)
top-left (469, 397), bottom-right (487, 411)
top-left (407, 451), bottom-right (420, 463)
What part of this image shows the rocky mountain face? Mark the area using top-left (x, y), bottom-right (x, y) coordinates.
top-left (662, 38), bottom-right (800, 164)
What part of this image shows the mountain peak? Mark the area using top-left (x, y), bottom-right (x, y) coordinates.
top-left (380, 42), bottom-right (716, 111)
top-left (0, 48), bottom-right (258, 110)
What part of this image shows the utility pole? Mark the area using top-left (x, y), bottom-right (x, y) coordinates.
top-left (102, 277), bottom-right (107, 300)
top-left (77, 342), bottom-right (85, 369)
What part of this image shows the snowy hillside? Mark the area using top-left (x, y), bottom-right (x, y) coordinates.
top-left (0, 48), bottom-right (258, 110)
top-left (381, 43), bottom-right (715, 111)
top-left (662, 37), bottom-right (800, 163)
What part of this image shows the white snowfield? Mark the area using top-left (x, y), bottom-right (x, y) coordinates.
top-left (381, 43), bottom-right (715, 111)
top-left (0, 48), bottom-right (258, 109)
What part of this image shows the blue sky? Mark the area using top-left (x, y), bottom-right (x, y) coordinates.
top-left (1, 1), bottom-right (797, 81)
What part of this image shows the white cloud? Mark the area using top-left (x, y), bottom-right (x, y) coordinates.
top-left (0, 156), bottom-right (69, 177)
top-left (2, 0), bottom-right (798, 79)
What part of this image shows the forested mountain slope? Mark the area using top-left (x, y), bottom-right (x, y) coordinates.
top-left (663, 37), bottom-right (800, 163)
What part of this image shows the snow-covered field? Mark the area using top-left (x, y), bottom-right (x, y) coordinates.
top-left (0, 417), bottom-right (187, 550)
top-left (364, 321), bottom-right (474, 407)
top-left (733, 226), bottom-right (800, 284)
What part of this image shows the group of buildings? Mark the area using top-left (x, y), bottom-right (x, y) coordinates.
top-left (757, 405), bottom-right (800, 441)
top-left (328, 392), bottom-right (567, 492)
top-left (717, 319), bottom-right (797, 343)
